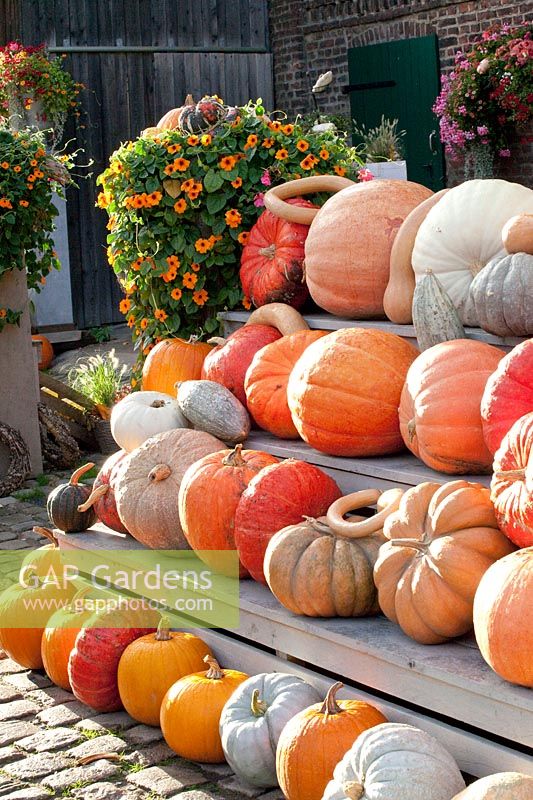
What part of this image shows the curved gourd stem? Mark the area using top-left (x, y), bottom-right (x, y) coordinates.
top-left (148, 463), bottom-right (172, 482)
top-left (245, 303), bottom-right (309, 335)
top-left (222, 444), bottom-right (246, 468)
top-left (302, 516), bottom-right (334, 535)
top-left (207, 337), bottom-right (227, 347)
top-left (319, 681), bottom-right (344, 716)
top-left (32, 526), bottom-right (58, 547)
top-left (250, 688), bottom-right (268, 716)
top-left (390, 537), bottom-right (428, 553)
top-left (77, 484), bottom-right (109, 512)
top-left (493, 468), bottom-right (526, 480)
top-left (263, 175), bottom-right (355, 224)
top-left (155, 616), bottom-right (172, 641)
top-left (343, 782), bottom-right (364, 800)
top-left (326, 488), bottom-right (403, 538)
top-left (70, 463), bottom-right (95, 485)
top-left (204, 655), bottom-right (224, 680)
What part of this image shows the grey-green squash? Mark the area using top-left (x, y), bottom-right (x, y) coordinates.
top-left (463, 252), bottom-right (533, 336)
top-left (177, 380), bottom-right (251, 444)
top-left (412, 269), bottom-right (465, 351)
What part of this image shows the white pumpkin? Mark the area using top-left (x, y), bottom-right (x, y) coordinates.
top-left (452, 772), bottom-right (533, 799)
top-left (220, 672), bottom-right (321, 788)
top-left (322, 722), bottom-right (465, 800)
top-left (110, 390), bottom-right (188, 452)
top-left (412, 179), bottom-right (533, 323)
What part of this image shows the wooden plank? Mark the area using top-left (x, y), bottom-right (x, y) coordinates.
top-left (39, 390), bottom-right (88, 426)
top-left (39, 372), bottom-right (95, 410)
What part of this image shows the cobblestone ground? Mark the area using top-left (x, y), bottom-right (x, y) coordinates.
top-left (0, 460), bottom-right (282, 800)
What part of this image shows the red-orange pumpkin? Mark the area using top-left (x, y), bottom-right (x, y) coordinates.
top-left (201, 324), bottom-right (281, 406)
top-left (234, 460), bottom-right (341, 583)
top-left (287, 328), bottom-right (418, 456)
top-left (481, 340), bottom-right (533, 455)
top-left (142, 337), bottom-right (213, 394)
top-left (491, 412), bottom-right (533, 548)
top-left (399, 339), bottom-right (504, 474)
top-left (244, 329), bottom-right (327, 438)
top-left (179, 444), bottom-right (279, 576)
top-left (240, 198), bottom-right (316, 309)
top-left (32, 334), bottom-right (54, 369)
top-left (77, 450), bottom-right (128, 533)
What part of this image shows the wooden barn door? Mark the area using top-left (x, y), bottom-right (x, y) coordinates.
top-left (348, 35), bottom-right (445, 191)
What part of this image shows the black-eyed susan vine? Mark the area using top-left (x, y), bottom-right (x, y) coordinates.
top-left (97, 99), bottom-right (363, 365)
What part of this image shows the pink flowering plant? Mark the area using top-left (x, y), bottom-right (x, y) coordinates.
top-left (433, 24), bottom-right (533, 160)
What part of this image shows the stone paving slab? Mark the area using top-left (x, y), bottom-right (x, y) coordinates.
top-left (0, 684), bottom-right (22, 703)
top-left (0, 775), bottom-right (22, 796)
top-left (123, 741), bottom-right (176, 768)
top-left (41, 759), bottom-right (121, 791)
top-left (74, 710), bottom-right (138, 732)
top-left (3, 750), bottom-right (74, 780)
top-left (18, 725), bottom-right (83, 752)
top-left (0, 720), bottom-right (40, 746)
top-left (124, 723), bottom-right (164, 746)
top-left (4, 671), bottom-right (52, 691)
top-left (0, 660), bottom-right (24, 676)
top-left (72, 781), bottom-right (144, 800)
top-left (126, 764), bottom-right (209, 796)
top-left (171, 791), bottom-right (225, 800)
top-left (0, 746), bottom-right (24, 766)
top-left (67, 734), bottom-right (128, 759)
top-left (1, 787), bottom-right (52, 800)
top-left (0, 699), bottom-right (40, 721)
top-left (36, 700), bottom-right (89, 726)
top-left (27, 684), bottom-right (75, 707)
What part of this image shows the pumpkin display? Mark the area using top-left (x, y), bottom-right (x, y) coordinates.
top-left (110, 390), bottom-right (188, 453)
top-left (288, 328), bottom-right (418, 457)
top-left (473, 547), bottom-right (533, 687)
top-left (47, 462), bottom-right (97, 532)
top-left (245, 302), bottom-right (309, 335)
top-left (41, 587), bottom-right (94, 691)
top-left (32, 334), bottom-right (54, 369)
top-left (276, 682), bottom-right (388, 800)
top-left (240, 198), bottom-right (317, 309)
top-left (264, 174), bottom-right (354, 225)
top-left (178, 444), bottom-right (279, 577)
top-left (490, 412), bottom-right (533, 548)
top-left (24, 526), bottom-right (59, 576)
top-left (412, 270), bottom-right (465, 351)
top-left (142, 337), bottom-right (213, 395)
top-left (502, 213), bottom-right (533, 254)
top-left (220, 672), bottom-right (322, 788)
top-left (77, 450), bottom-right (128, 533)
top-left (201, 324), bottom-right (281, 406)
top-left (156, 102), bottom-right (190, 130)
top-left (244, 329), bottom-right (327, 438)
top-left (264, 488), bottom-right (403, 617)
top-left (68, 608), bottom-right (156, 711)
top-left (384, 189), bottom-right (449, 324)
top-left (399, 339), bottom-right (504, 474)
top-left (117, 621), bottom-right (212, 725)
top-left (160, 655), bottom-right (249, 762)
top-left (115, 427), bottom-right (225, 549)
top-left (234, 459), bottom-right (341, 583)
top-left (322, 722), bottom-right (465, 800)
top-left (178, 95), bottom-right (227, 134)
top-left (373, 480), bottom-right (515, 645)
top-left (452, 772), bottom-right (533, 800)
top-left (412, 179), bottom-right (533, 322)
top-left (462, 252), bottom-right (533, 336)
top-left (481, 340), bottom-right (533, 455)
top-left (176, 380), bottom-right (251, 445)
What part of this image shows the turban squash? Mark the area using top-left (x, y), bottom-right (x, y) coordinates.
top-left (288, 327), bottom-right (418, 457)
top-left (141, 336), bottom-right (213, 395)
top-left (374, 480), bottom-right (515, 644)
top-left (490, 411), bottom-right (533, 548)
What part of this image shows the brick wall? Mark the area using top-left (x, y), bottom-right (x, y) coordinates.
top-left (268, 0), bottom-right (533, 186)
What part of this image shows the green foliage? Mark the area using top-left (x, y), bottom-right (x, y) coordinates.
top-left (67, 350), bottom-right (127, 407)
top-left (88, 325), bottom-right (112, 343)
top-left (352, 116), bottom-right (406, 162)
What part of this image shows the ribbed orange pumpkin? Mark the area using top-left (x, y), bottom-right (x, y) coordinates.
top-left (491, 412), bottom-right (533, 548)
top-left (244, 329), bottom-right (327, 438)
top-left (32, 334), bottom-right (54, 369)
top-left (304, 180), bottom-right (432, 317)
top-left (156, 105), bottom-right (189, 130)
top-left (117, 622), bottom-right (213, 725)
top-left (161, 656), bottom-right (249, 762)
top-left (142, 337), bottom-right (213, 394)
top-left (287, 328), bottom-right (418, 456)
top-left (399, 339), bottom-right (504, 474)
top-left (276, 682), bottom-right (387, 800)
top-left (179, 444), bottom-right (279, 577)
top-left (41, 589), bottom-right (94, 691)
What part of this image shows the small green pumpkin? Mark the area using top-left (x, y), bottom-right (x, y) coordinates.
top-left (412, 270), bottom-right (465, 351)
top-left (177, 380), bottom-right (251, 445)
top-left (47, 463), bottom-right (97, 532)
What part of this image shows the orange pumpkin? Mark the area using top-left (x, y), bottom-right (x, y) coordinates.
top-left (117, 621), bottom-right (212, 725)
top-left (156, 104), bottom-right (189, 130)
top-left (32, 334), bottom-right (54, 369)
top-left (41, 588), bottom-right (94, 691)
top-left (399, 339), bottom-right (504, 474)
top-left (244, 329), bottom-right (327, 438)
top-left (178, 444), bottom-right (279, 577)
top-left (142, 337), bottom-right (213, 394)
top-left (276, 682), bottom-right (387, 800)
top-left (287, 328), bottom-right (418, 456)
top-left (473, 547), bottom-right (533, 688)
top-left (160, 656), bottom-right (249, 762)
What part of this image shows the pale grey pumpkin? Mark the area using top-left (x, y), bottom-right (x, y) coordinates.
top-left (220, 672), bottom-right (321, 788)
top-left (177, 380), bottom-right (251, 444)
top-left (412, 269), bottom-right (465, 351)
top-left (322, 722), bottom-right (465, 800)
top-left (452, 772), bottom-right (533, 800)
top-left (463, 253), bottom-right (533, 336)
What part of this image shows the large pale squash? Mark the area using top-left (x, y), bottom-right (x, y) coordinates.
top-left (177, 380), bottom-right (251, 445)
top-left (452, 772), bottom-right (533, 800)
top-left (412, 179), bottom-right (533, 323)
top-left (412, 270), bottom-right (465, 351)
top-left (110, 391), bottom-right (188, 453)
top-left (463, 252), bottom-right (533, 336)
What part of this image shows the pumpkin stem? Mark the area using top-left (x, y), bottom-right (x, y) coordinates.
top-left (148, 463), bottom-right (172, 482)
top-left (250, 688), bottom-right (268, 716)
top-left (343, 782), bottom-right (364, 800)
top-left (32, 526), bottom-right (58, 547)
top-left (390, 537), bottom-right (428, 553)
top-left (258, 243), bottom-right (276, 259)
top-left (150, 399), bottom-right (167, 409)
top-left (222, 444), bottom-right (246, 467)
top-left (155, 616), bottom-right (172, 641)
top-left (493, 467), bottom-right (526, 480)
top-left (326, 488), bottom-right (403, 539)
top-left (319, 681), bottom-right (344, 716)
top-left (207, 336), bottom-right (227, 347)
top-left (302, 515), bottom-right (332, 535)
top-left (77, 484), bottom-right (109, 512)
top-left (204, 655), bottom-right (224, 680)
top-left (70, 463), bottom-right (95, 486)
top-left (407, 419), bottom-right (417, 443)
top-left (186, 334), bottom-right (200, 344)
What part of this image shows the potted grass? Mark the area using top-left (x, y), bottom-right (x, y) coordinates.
top-left (353, 115), bottom-right (407, 180)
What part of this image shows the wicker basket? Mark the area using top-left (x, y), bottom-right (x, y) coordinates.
top-left (93, 418), bottom-right (119, 455)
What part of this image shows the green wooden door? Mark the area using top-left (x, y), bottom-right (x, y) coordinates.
top-left (348, 35), bottom-right (445, 190)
